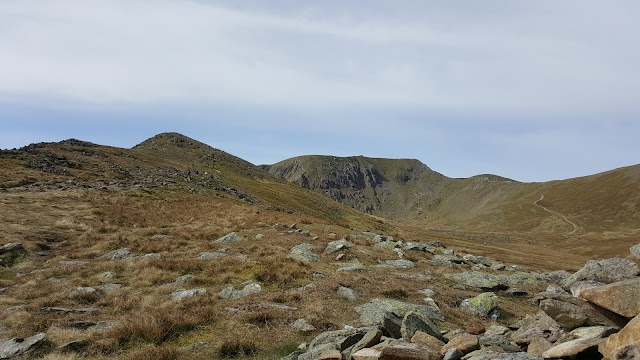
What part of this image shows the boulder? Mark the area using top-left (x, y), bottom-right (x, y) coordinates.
top-left (562, 258), bottom-right (640, 290)
top-left (214, 232), bottom-right (241, 243)
top-left (542, 337), bottom-right (603, 359)
top-left (599, 315), bottom-right (640, 359)
top-left (631, 244), bottom-right (640, 260)
top-left (569, 326), bottom-right (617, 340)
top-left (384, 312), bottom-right (403, 339)
top-left (533, 291), bottom-right (627, 330)
top-left (319, 349), bottom-right (343, 359)
top-left (350, 328), bottom-right (383, 359)
top-left (0, 333), bottom-right (46, 358)
top-left (171, 288), bottom-right (206, 301)
top-left (440, 334), bottom-right (479, 355)
top-left (325, 240), bottom-right (350, 254)
top-left (444, 272), bottom-right (543, 291)
top-left (578, 278), bottom-right (640, 318)
top-left (353, 348), bottom-right (382, 360)
top-left (526, 337), bottom-right (552, 356)
top-left (338, 286), bottom-right (359, 301)
top-left (509, 311), bottom-right (563, 345)
top-left (401, 312), bottom-right (445, 342)
top-left (461, 350), bottom-right (542, 359)
top-left (478, 334), bottom-right (521, 353)
top-left (443, 348), bottom-right (463, 360)
top-left (290, 243), bottom-right (319, 263)
top-left (460, 292), bottom-right (498, 317)
top-left (412, 331), bottom-right (445, 350)
top-left (379, 342), bottom-right (443, 360)
top-left (355, 298), bottom-right (443, 327)
top-left (218, 283), bottom-right (261, 300)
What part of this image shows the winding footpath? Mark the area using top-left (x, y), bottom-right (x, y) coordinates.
top-left (534, 189), bottom-right (578, 236)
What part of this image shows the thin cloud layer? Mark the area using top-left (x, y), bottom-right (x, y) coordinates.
top-left (1, 0), bottom-right (639, 112)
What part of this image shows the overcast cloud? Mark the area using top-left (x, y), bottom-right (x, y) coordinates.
top-left (1, 0), bottom-right (638, 181)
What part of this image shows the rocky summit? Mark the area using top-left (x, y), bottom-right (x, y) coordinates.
top-left (0, 133), bottom-right (638, 359)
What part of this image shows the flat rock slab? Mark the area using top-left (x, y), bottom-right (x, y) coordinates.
top-left (218, 283), bottom-right (261, 300)
top-left (578, 278), bottom-right (640, 318)
top-left (171, 288), bottom-right (206, 301)
top-left (0, 333), bottom-right (46, 359)
top-left (379, 342), bottom-right (442, 360)
top-left (542, 337), bottom-right (603, 359)
top-left (41, 307), bottom-right (99, 314)
top-left (353, 348), bottom-right (382, 360)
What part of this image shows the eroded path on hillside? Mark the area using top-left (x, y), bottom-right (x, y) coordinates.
top-left (534, 190), bottom-right (578, 236)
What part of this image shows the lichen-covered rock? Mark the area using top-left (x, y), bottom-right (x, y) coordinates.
top-left (337, 286), bottom-right (358, 301)
top-left (0, 243), bottom-right (27, 267)
top-left (355, 298), bottom-right (443, 326)
top-left (460, 292), bottom-right (498, 317)
top-left (376, 259), bottom-right (416, 269)
top-left (100, 248), bottom-right (133, 261)
top-left (290, 243), bottom-right (319, 263)
top-left (562, 258), bottom-right (640, 290)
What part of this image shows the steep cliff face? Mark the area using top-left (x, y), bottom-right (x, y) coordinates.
top-left (262, 156), bottom-right (450, 219)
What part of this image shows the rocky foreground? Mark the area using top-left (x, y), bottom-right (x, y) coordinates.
top-left (281, 241), bottom-right (640, 360)
top-left (1, 226), bottom-right (639, 360)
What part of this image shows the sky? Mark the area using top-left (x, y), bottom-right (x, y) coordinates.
top-left (1, 0), bottom-right (639, 182)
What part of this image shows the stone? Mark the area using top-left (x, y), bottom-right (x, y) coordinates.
top-left (379, 342), bottom-right (442, 360)
top-left (478, 334), bottom-right (521, 353)
top-left (97, 271), bottom-right (114, 280)
top-left (411, 331), bottom-right (445, 350)
top-left (0, 333), bottom-right (46, 358)
top-left (542, 337), bottom-right (603, 359)
top-left (352, 348), bottom-right (382, 360)
top-left (534, 291), bottom-right (627, 330)
top-left (255, 234), bottom-right (264, 240)
top-left (462, 255), bottom-right (495, 267)
top-left (338, 264), bottom-right (367, 272)
top-left (319, 349), bottom-right (343, 359)
top-left (485, 325), bottom-right (510, 337)
top-left (198, 251), bottom-right (227, 260)
top-left (325, 240), bottom-right (351, 254)
top-left (214, 232), bottom-right (241, 243)
top-left (0, 243), bottom-right (26, 267)
top-left (526, 337), bottom-right (552, 356)
top-left (562, 258), bottom-right (640, 290)
top-left (418, 289), bottom-right (436, 297)
top-left (578, 278), bottom-right (640, 318)
top-left (171, 288), bottom-right (206, 301)
top-left (290, 243), bottom-right (320, 263)
top-left (218, 283), bottom-right (261, 300)
top-left (377, 259), bottom-right (417, 269)
top-left (100, 248), bottom-right (133, 261)
top-left (570, 280), bottom-right (606, 297)
top-left (384, 312), bottom-right (403, 339)
top-left (140, 253), bottom-right (161, 260)
top-left (350, 329), bottom-right (383, 358)
top-left (631, 244), bottom-right (640, 259)
top-left (613, 341), bottom-right (640, 359)
top-left (338, 286), bottom-right (359, 301)
top-left (281, 350), bottom-right (304, 360)
top-left (443, 348), bottom-right (464, 360)
top-left (509, 311), bottom-right (563, 345)
top-left (459, 293), bottom-right (498, 317)
top-left (292, 319), bottom-right (316, 332)
top-left (569, 325), bottom-right (617, 340)
top-left (58, 339), bottom-right (89, 352)
top-left (401, 312), bottom-right (445, 342)
top-left (429, 255), bottom-right (465, 267)
top-left (461, 350), bottom-right (542, 360)
top-left (444, 272), bottom-right (543, 290)
top-left (440, 334), bottom-right (479, 355)
top-left (355, 298), bottom-right (443, 326)
top-left (599, 315), bottom-right (640, 360)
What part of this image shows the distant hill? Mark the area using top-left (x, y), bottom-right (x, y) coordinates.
top-left (264, 155), bottom-right (640, 236)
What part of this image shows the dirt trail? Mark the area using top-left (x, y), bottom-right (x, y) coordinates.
top-left (534, 190), bottom-right (578, 236)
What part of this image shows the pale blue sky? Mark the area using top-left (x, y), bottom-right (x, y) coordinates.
top-left (1, 1), bottom-right (639, 181)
